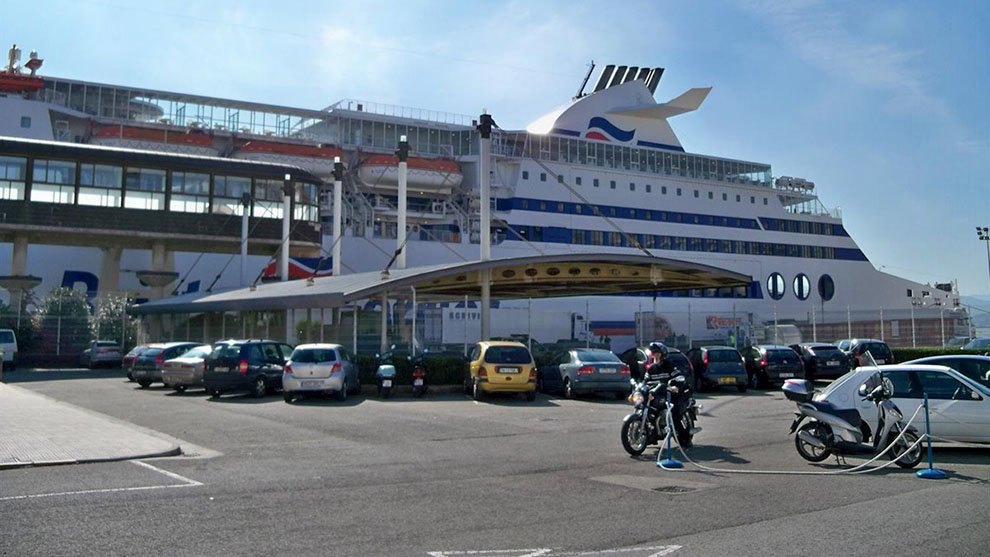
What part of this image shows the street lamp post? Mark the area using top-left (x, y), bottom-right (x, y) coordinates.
top-left (978, 226), bottom-right (990, 290)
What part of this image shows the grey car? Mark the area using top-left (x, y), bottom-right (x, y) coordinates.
top-left (282, 343), bottom-right (360, 402)
top-left (161, 344), bottom-right (213, 392)
top-left (538, 348), bottom-right (631, 399)
top-left (79, 340), bottom-right (123, 368)
top-left (132, 342), bottom-right (202, 388)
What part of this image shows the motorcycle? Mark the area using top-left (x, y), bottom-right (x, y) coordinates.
top-left (411, 352), bottom-right (428, 397)
top-left (784, 373), bottom-right (922, 468)
top-left (374, 363), bottom-right (396, 399)
top-left (621, 376), bottom-right (699, 456)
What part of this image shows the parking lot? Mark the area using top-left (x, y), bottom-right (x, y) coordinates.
top-left (1, 368), bottom-right (988, 556)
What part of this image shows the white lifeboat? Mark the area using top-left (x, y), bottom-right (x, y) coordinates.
top-left (356, 154), bottom-right (462, 195)
top-left (232, 141), bottom-right (344, 176)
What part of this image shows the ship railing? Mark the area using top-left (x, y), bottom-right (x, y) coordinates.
top-left (324, 99), bottom-right (474, 127)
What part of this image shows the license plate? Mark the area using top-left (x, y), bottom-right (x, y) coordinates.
top-left (214, 366), bottom-right (229, 372)
top-left (827, 360), bottom-right (839, 366)
top-left (718, 377), bottom-right (736, 384)
top-left (413, 378), bottom-right (423, 386)
top-left (302, 380), bottom-right (322, 388)
top-left (382, 379), bottom-right (392, 387)
top-left (875, 359), bottom-right (885, 364)
top-left (778, 373), bottom-right (794, 378)
top-left (497, 367), bottom-right (519, 374)
top-left (598, 367), bottom-right (616, 374)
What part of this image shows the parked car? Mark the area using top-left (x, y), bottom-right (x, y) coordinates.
top-left (846, 338), bottom-right (894, 368)
top-left (462, 341), bottom-right (537, 401)
top-left (204, 339), bottom-right (294, 399)
top-left (834, 339), bottom-right (853, 352)
top-left (742, 345), bottom-right (804, 388)
top-left (79, 340), bottom-right (123, 369)
top-left (537, 348), bottom-right (630, 398)
top-left (962, 337), bottom-right (990, 351)
top-left (618, 345), bottom-right (693, 383)
top-left (282, 343), bottom-right (360, 403)
top-left (161, 344), bottom-right (214, 392)
top-left (946, 336), bottom-right (972, 348)
top-left (0, 328), bottom-right (17, 371)
top-left (903, 355), bottom-right (990, 387)
top-left (685, 346), bottom-right (747, 392)
top-left (790, 342), bottom-right (851, 381)
top-left (132, 342), bottom-right (201, 388)
top-left (122, 344), bottom-right (151, 375)
top-left (814, 365), bottom-right (990, 444)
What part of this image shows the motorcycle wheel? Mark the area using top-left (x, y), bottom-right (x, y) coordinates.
top-left (621, 418), bottom-right (649, 456)
top-left (795, 421), bottom-right (832, 462)
top-left (891, 431), bottom-right (923, 469)
top-left (381, 386), bottom-right (392, 399)
top-left (679, 413), bottom-right (695, 445)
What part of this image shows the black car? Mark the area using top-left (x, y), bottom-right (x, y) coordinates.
top-left (789, 342), bottom-right (850, 381)
top-left (846, 339), bottom-right (894, 368)
top-left (685, 346), bottom-right (747, 392)
top-left (618, 345), bottom-right (694, 384)
top-left (203, 339), bottom-right (294, 398)
top-left (903, 355), bottom-right (990, 387)
top-left (131, 342), bottom-right (201, 388)
top-left (742, 345), bottom-right (804, 388)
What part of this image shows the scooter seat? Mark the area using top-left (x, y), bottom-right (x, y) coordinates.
top-left (809, 400), bottom-right (862, 428)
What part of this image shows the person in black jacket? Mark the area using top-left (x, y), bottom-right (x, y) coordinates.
top-left (645, 342), bottom-right (693, 448)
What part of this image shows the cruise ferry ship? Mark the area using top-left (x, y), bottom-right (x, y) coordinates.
top-left (0, 45), bottom-right (964, 348)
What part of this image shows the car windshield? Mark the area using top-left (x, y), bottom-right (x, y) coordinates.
top-left (291, 348), bottom-right (338, 363)
top-left (178, 346), bottom-right (212, 359)
top-left (125, 345), bottom-right (147, 357)
top-left (768, 350), bottom-right (799, 363)
top-left (142, 348), bottom-right (163, 358)
top-left (484, 346), bottom-right (531, 364)
top-left (708, 350), bottom-right (741, 363)
top-left (0, 331), bottom-right (14, 343)
top-left (811, 346), bottom-right (843, 357)
top-left (96, 341), bottom-right (118, 348)
top-left (575, 351), bottom-right (620, 363)
top-left (862, 343), bottom-right (892, 357)
top-left (963, 338), bottom-right (990, 350)
top-left (209, 344), bottom-right (242, 360)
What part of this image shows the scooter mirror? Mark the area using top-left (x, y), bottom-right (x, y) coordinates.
top-left (375, 353), bottom-right (380, 359)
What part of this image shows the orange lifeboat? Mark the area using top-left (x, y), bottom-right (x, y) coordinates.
top-left (356, 154), bottom-right (462, 195)
top-left (93, 125), bottom-right (214, 146)
top-left (232, 141), bottom-right (343, 176)
top-left (0, 73), bottom-right (43, 92)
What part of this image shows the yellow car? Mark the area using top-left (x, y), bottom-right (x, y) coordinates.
top-left (463, 341), bottom-right (537, 401)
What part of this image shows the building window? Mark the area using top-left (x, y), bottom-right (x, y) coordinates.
top-left (694, 190), bottom-right (699, 198)
top-left (629, 182), bottom-right (635, 191)
top-left (763, 197), bottom-right (768, 205)
top-left (593, 178), bottom-right (599, 187)
top-left (722, 193), bottom-right (727, 201)
top-left (30, 158), bottom-right (76, 204)
top-left (20, 116), bottom-right (31, 128)
top-left (252, 178), bottom-right (285, 219)
top-left (575, 176), bottom-right (582, 185)
top-left (294, 182), bottom-right (319, 222)
top-left (750, 196), bottom-right (755, 204)
top-left (540, 173), bottom-right (546, 182)
top-left (522, 170), bottom-right (529, 180)
top-left (78, 163), bottom-right (123, 207)
top-left (610, 180), bottom-right (616, 189)
top-left (736, 194), bottom-right (741, 202)
top-left (708, 191), bottom-right (713, 199)
top-left (676, 188), bottom-right (682, 196)
top-left (662, 186), bottom-right (667, 194)
top-left (0, 155), bottom-right (27, 200)
top-left (645, 184), bottom-right (651, 193)
top-left (214, 175), bottom-right (251, 216)
top-left (168, 171), bottom-right (209, 213)
top-left (557, 175), bottom-right (564, 184)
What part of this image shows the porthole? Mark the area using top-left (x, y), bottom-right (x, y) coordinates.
top-left (546, 267), bottom-right (560, 276)
top-left (589, 267), bottom-right (601, 276)
top-left (524, 268), bottom-right (538, 277)
top-left (568, 267), bottom-right (581, 276)
top-left (818, 274), bottom-right (835, 301)
top-left (793, 273), bottom-right (810, 300)
top-left (767, 272), bottom-right (785, 300)
top-left (456, 275), bottom-right (466, 282)
top-left (502, 270), bottom-right (516, 278)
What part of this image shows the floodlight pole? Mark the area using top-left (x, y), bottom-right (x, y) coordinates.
top-left (332, 157), bottom-right (344, 277)
top-left (396, 136), bottom-right (409, 270)
top-left (240, 192), bottom-right (251, 286)
top-left (477, 112), bottom-right (494, 340)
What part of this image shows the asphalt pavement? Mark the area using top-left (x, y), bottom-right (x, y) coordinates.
top-left (0, 367), bottom-right (987, 556)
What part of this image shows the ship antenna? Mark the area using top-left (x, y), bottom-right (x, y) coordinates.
top-left (575, 60), bottom-right (595, 99)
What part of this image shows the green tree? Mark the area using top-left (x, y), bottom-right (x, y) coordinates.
top-left (0, 298), bottom-right (38, 353)
top-left (33, 287), bottom-right (92, 355)
top-left (91, 294), bottom-right (138, 351)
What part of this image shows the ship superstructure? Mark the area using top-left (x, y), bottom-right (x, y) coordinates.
top-left (0, 48), bottom-right (966, 347)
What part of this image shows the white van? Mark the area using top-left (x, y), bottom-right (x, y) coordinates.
top-left (0, 328), bottom-right (17, 370)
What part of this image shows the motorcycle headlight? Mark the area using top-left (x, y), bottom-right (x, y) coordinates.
top-left (631, 391), bottom-right (645, 405)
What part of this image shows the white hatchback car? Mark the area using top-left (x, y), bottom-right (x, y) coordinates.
top-left (814, 364), bottom-right (990, 444)
top-left (282, 343), bottom-right (360, 402)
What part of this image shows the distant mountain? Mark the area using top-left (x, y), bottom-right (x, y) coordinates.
top-left (961, 295), bottom-right (990, 327)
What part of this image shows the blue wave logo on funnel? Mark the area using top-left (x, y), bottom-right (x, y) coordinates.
top-left (585, 117), bottom-right (635, 142)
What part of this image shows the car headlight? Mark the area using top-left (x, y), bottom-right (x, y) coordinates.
top-left (631, 391), bottom-right (645, 405)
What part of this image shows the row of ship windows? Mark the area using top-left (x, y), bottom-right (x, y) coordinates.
top-left (507, 225), bottom-right (863, 261)
top-left (521, 169), bottom-right (770, 205)
top-left (0, 155), bottom-right (319, 220)
top-left (498, 197), bottom-right (847, 237)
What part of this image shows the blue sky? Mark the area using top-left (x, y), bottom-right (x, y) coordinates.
top-left (4, 0), bottom-right (989, 294)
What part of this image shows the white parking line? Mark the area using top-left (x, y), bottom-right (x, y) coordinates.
top-left (0, 460), bottom-right (202, 502)
top-left (426, 547), bottom-right (681, 557)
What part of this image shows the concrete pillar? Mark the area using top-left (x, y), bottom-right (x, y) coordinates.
top-left (8, 236), bottom-right (28, 311)
top-left (396, 136), bottom-right (410, 270)
top-left (380, 293), bottom-right (388, 354)
top-left (97, 246), bottom-right (122, 312)
top-left (149, 242), bottom-right (174, 300)
top-left (480, 270), bottom-right (491, 340)
top-left (281, 175), bottom-right (292, 282)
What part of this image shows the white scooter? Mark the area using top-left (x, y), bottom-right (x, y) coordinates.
top-left (783, 371), bottom-right (922, 468)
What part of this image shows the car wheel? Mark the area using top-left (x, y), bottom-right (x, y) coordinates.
top-left (126, 372), bottom-right (134, 382)
top-left (526, 389), bottom-right (536, 402)
top-left (749, 373), bottom-right (762, 390)
top-left (737, 382), bottom-right (748, 393)
top-left (563, 378), bottom-right (575, 399)
top-left (472, 379), bottom-right (483, 401)
top-left (209, 389), bottom-right (222, 399)
top-left (138, 380), bottom-right (151, 388)
top-left (283, 391), bottom-right (294, 403)
top-left (251, 376), bottom-right (267, 398)
top-left (174, 385), bottom-right (186, 393)
top-left (536, 375), bottom-right (545, 394)
top-left (336, 383), bottom-right (348, 402)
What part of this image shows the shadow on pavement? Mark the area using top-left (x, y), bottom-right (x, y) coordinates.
top-left (3, 367), bottom-right (125, 383)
